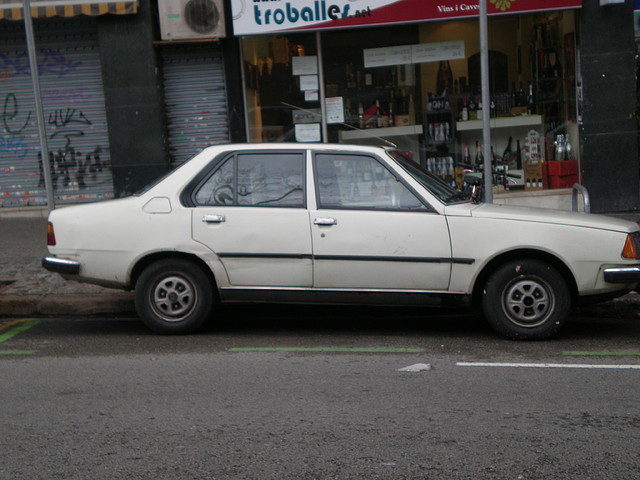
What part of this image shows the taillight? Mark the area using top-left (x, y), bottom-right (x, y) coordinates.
top-left (622, 232), bottom-right (640, 259)
top-left (47, 222), bottom-right (56, 246)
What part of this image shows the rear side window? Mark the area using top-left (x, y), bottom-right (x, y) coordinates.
top-left (194, 152), bottom-right (305, 207)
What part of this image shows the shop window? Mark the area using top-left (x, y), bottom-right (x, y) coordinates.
top-left (241, 34), bottom-right (319, 143)
top-left (239, 11), bottom-right (579, 194)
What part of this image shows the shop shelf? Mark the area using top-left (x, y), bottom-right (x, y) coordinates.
top-left (340, 124), bottom-right (424, 140)
top-left (456, 115), bottom-right (543, 132)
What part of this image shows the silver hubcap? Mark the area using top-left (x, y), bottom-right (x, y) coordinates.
top-left (151, 275), bottom-right (196, 322)
top-left (502, 277), bottom-right (554, 328)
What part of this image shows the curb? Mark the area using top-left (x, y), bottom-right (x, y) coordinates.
top-left (0, 293), bottom-right (135, 317)
top-left (1, 291), bottom-right (639, 318)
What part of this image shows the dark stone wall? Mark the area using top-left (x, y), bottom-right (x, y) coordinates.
top-left (97, 0), bottom-right (168, 197)
top-left (222, 2), bottom-right (248, 144)
top-left (579, 0), bottom-right (639, 212)
top-left (96, 0), bottom-right (245, 197)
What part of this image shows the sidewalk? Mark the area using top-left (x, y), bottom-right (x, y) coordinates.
top-left (0, 206), bottom-right (639, 318)
top-left (0, 258), bottom-right (135, 317)
top-left (0, 211), bottom-right (134, 317)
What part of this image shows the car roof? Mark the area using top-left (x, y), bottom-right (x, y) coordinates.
top-left (200, 143), bottom-right (392, 155)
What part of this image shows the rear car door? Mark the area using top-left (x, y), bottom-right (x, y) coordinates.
top-left (191, 150), bottom-right (312, 287)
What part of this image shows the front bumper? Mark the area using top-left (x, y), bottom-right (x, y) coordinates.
top-left (603, 266), bottom-right (640, 283)
top-left (42, 256), bottom-right (80, 275)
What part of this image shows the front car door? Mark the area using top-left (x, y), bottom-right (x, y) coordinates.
top-left (191, 150), bottom-right (312, 287)
top-left (310, 151), bottom-right (452, 291)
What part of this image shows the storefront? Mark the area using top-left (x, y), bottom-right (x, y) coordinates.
top-left (0, 1), bottom-right (138, 208)
top-left (160, 44), bottom-right (230, 167)
top-left (233, 0), bottom-right (582, 195)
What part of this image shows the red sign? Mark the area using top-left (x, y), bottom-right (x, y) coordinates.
top-left (232, 0), bottom-right (582, 35)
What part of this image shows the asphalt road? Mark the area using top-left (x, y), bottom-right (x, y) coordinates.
top-left (1, 309), bottom-right (639, 480)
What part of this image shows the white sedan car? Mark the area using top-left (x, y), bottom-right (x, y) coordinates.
top-left (43, 143), bottom-right (640, 339)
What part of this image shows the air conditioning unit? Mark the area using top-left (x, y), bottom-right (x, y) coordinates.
top-left (158, 0), bottom-right (226, 41)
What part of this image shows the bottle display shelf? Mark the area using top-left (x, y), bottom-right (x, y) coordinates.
top-left (456, 115), bottom-right (542, 132)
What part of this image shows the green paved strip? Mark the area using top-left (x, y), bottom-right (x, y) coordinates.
top-left (0, 320), bottom-right (39, 344)
top-left (564, 351), bottom-right (640, 357)
top-left (0, 350), bottom-right (37, 356)
top-left (229, 347), bottom-right (423, 353)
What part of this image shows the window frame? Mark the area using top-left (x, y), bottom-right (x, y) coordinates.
top-left (183, 150), bottom-right (307, 209)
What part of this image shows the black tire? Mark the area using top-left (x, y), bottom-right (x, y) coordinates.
top-left (482, 259), bottom-right (570, 340)
top-left (134, 258), bottom-right (214, 334)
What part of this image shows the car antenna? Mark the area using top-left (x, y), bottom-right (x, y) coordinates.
top-left (280, 102), bottom-right (398, 149)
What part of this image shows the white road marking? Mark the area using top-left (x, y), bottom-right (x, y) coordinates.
top-left (456, 362), bottom-right (640, 370)
top-left (397, 363), bottom-right (432, 372)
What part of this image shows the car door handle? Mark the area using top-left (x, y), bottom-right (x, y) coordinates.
top-left (314, 217), bottom-right (337, 226)
top-left (202, 214), bottom-right (226, 223)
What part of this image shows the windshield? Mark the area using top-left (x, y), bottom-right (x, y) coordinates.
top-left (387, 150), bottom-right (469, 205)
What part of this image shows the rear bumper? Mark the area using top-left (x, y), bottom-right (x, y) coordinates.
top-left (42, 256), bottom-right (80, 275)
top-left (603, 266), bottom-right (640, 283)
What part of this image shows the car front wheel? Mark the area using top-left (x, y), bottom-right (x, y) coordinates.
top-left (135, 258), bottom-right (214, 334)
top-left (482, 259), bottom-right (570, 340)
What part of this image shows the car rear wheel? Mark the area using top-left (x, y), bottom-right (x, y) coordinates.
top-left (482, 259), bottom-right (570, 340)
top-left (135, 258), bottom-right (214, 334)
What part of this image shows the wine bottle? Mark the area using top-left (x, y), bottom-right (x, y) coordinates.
top-left (518, 82), bottom-right (525, 107)
top-left (408, 94), bottom-right (415, 125)
top-left (464, 142), bottom-right (471, 165)
top-left (475, 140), bottom-right (483, 166)
top-left (515, 139), bottom-right (522, 169)
top-left (491, 145), bottom-right (498, 164)
top-left (502, 136), bottom-right (513, 157)
top-left (437, 60), bottom-right (453, 95)
top-left (527, 84), bottom-right (535, 115)
top-left (375, 100), bottom-right (383, 128)
top-left (388, 102), bottom-right (394, 127)
top-left (358, 103), bottom-right (364, 129)
top-left (555, 134), bottom-right (565, 161)
top-left (396, 90), bottom-right (405, 115)
top-left (477, 98), bottom-right (483, 120)
top-left (461, 96), bottom-right (469, 121)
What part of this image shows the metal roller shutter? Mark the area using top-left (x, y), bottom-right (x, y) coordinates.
top-left (0, 20), bottom-right (113, 208)
top-left (161, 46), bottom-right (229, 167)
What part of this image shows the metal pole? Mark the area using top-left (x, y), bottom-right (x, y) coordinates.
top-left (316, 31), bottom-right (328, 143)
top-left (479, 0), bottom-right (492, 203)
top-left (22, 0), bottom-right (55, 212)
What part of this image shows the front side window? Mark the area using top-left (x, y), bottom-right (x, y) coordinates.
top-left (388, 150), bottom-right (468, 205)
top-left (314, 153), bottom-right (428, 211)
top-left (194, 152), bottom-right (305, 207)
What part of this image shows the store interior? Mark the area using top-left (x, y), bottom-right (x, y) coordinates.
top-left (241, 10), bottom-right (579, 193)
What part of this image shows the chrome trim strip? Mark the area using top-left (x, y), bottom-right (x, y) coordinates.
top-left (42, 256), bottom-right (80, 275)
top-left (218, 253), bottom-right (313, 260)
top-left (220, 286), bottom-right (466, 295)
top-left (603, 266), bottom-right (640, 283)
top-left (217, 253), bottom-right (474, 265)
top-left (218, 286), bottom-right (471, 307)
top-left (314, 255), bottom-right (473, 264)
